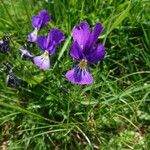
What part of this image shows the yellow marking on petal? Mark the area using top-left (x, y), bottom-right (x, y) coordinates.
top-left (43, 51), bottom-right (49, 59)
top-left (79, 59), bottom-right (87, 69)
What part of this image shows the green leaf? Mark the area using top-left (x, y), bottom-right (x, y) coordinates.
top-left (107, 1), bottom-right (131, 35)
top-left (53, 36), bottom-right (71, 69)
top-left (0, 101), bottom-right (54, 123)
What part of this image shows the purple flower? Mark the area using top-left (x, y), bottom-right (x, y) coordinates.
top-left (0, 34), bottom-right (11, 53)
top-left (18, 48), bottom-right (33, 59)
top-left (65, 21), bottom-right (105, 85)
top-left (33, 28), bottom-right (65, 70)
top-left (28, 9), bottom-right (51, 42)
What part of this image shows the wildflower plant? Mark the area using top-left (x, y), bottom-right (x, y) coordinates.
top-left (65, 21), bottom-right (105, 85)
top-left (0, 1), bottom-right (149, 149)
top-left (33, 28), bottom-right (65, 70)
top-left (28, 9), bottom-right (51, 42)
top-left (19, 10), bottom-right (65, 70)
top-left (0, 34), bottom-right (11, 53)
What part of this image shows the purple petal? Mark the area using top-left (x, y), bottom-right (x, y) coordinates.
top-left (28, 29), bottom-right (38, 42)
top-left (32, 10), bottom-right (51, 30)
top-left (0, 40), bottom-right (3, 44)
top-left (33, 52), bottom-right (50, 70)
top-left (65, 66), bottom-right (93, 85)
top-left (32, 16), bottom-right (42, 29)
top-left (70, 41), bottom-right (84, 61)
top-left (72, 21), bottom-right (90, 49)
top-left (39, 10), bottom-right (51, 28)
top-left (86, 23), bottom-right (103, 49)
top-left (46, 28), bottom-right (65, 55)
top-left (48, 28), bottom-right (65, 44)
top-left (37, 36), bottom-right (47, 51)
top-left (92, 23), bottom-right (103, 43)
top-left (86, 43), bottom-right (105, 64)
top-left (18, 48), bottom-right (33, 59)
top-left (46, 44), bottom-right (56, 56)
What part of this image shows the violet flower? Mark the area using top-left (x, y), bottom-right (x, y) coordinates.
top-left (3, 62), bottom-right (19, 88)
top-left (18, 41), bottom-right (33, 59)
top-left (18, 48), bottom-right (33, 59)
top-left (28, 9), bottom-right (51, 42)
top-left (0, 34), bottom-right (11, 53)
top-left (65, 21), bottom-right (105, 85)
top-left (33, 28), bottom-right (65, 70)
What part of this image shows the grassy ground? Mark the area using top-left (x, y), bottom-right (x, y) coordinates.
top-left (0, 0), bottom-right (150, 149)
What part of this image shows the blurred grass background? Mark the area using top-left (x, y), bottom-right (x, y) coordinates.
top-left (0, 0), bottom-right (150, 149)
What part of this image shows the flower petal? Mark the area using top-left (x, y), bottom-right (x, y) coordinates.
top-left (0, 42), bottom-right (11, 53)
top-left (33, 53), bottom-right (50, 70)
top-left (70, 41), bottom-right (84, 60)
top-left (0, 40), bottom-right (3, 44)
top-left (32, 16), bottom-right (42, 30)
top-left (65, 66), bottom-right (93, 85)
top-left (86, 43), bottom-right (105, 64)
top-left (39, 9), bottom-right (51, 28)
top-left (72, 21), bottom-right (90, 49)
top-left (19, 48), bottom-right (33, 59)
top-left (28, 29), bottom-right (38, 42)
top-left (32, 10), bottom-right (51, 30)
top-left (46, 28), bottom-right (65, 55)
top-left (92, 23), bottom-right (103, 43)
top-left (86, 23), bottom-right (103, 49)
top-left (37, 36), bottom-right (47, 51)
top-left (48, 28), bottom-right (65, 44)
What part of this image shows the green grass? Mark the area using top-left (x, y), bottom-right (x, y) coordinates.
top-left (0, 0), bottom-right (150, 149)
